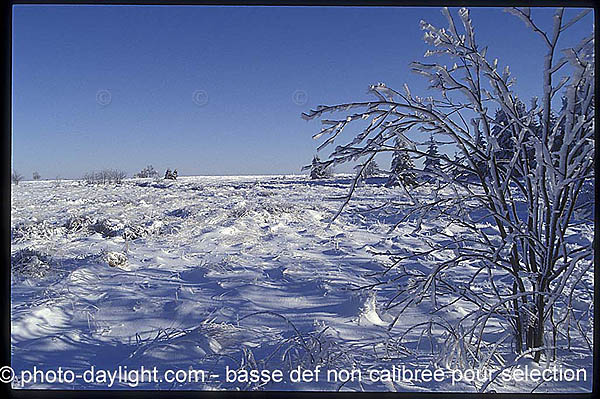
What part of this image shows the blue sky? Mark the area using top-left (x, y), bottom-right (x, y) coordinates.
top-left (12, 6), bottom-right (593, 179)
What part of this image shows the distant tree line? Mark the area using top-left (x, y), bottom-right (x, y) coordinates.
top-left (133, 165), bottom-right (178, 180)
top-left (83, 169), bottom-right (127, 184)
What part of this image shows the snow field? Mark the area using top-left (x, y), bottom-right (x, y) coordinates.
top-left (10, 176), bottom-right (593, 391)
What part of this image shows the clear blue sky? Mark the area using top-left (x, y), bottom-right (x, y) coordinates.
top-left (12, 5), bottom-right (593, 179)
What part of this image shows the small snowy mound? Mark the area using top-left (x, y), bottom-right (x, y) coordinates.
top-left (358, 291), bottom-right (389, 327)
top-left (104, 251), bottom-right (128, 268)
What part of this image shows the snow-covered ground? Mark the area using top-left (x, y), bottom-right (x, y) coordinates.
top-left (10, 175), bottom-right (593, 392)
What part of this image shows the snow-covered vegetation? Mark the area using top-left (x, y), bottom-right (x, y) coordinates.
top-left (134, 165), bottom-right (159, 179)
top-left (300, 6), bottom-right (594, 392)
top-left (10, 173), bottom-right (592, 392)
top-left (83, 169), bottom-right (127, 185)
top-left (12, 171), bottom-right (24, 186)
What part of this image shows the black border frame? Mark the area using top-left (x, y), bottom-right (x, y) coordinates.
top-left (1, 1), bottom-right (598, 398)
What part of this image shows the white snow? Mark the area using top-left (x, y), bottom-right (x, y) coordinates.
top-left (10, 175), bottom-right (593, 392)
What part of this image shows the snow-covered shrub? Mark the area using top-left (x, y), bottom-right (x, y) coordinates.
top-left (123, 221), bottom-right (167, 240)
top-left (63, 215), bottom-right (94, 233)
top-left (11, 220), bottom-right (58, 243)
top-left (91, 218), bottom-right (125, 238)
top-left (111, 169), bottom-right (127, 184)
top-left (64, 215), bottom-right (169, 241)
top-left (261, 202), bottom-right (296, 216)
top-left (11, 248), bottom-right (54, 280)
top-left (234, 312), bottom-right (357, 390)
top-left (228, 200), bottom-right (297, 221)
top-left (122, 225), bottom-right (148, 241)
top-left (301, 6), bottom-right (594, 369)
top-left (134, 165), bottom-right (159, 178)
top-left (104, 251), bottom-right (127, 268)
top-left (83, 172), bottom-right (95, 184)
top-left (164, 169), bottom-right (178, 180)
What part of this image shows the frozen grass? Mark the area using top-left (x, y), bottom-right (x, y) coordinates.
top-left (10, 176), bottom-right (593, 392)
top-left (11, 248), bottom-right (55, 280)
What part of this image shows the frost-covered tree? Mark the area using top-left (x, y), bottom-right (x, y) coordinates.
top-left (135, 165), bottom-right (158, 178)
top-left (112, 169), bottom-right (126, 184)
top-left (308, 155), bottom-right (333, 179)
top-left (301, 7), bottom-right (593, 372)
top-left (12, 171), bottom-right (23, 185)
top-left (355, 159), bottom-right (380, 181)
top-left (163, 169), bottom-right (178, 180)
top-left (83, 169), bottom-right (126, 184)
top-left (386, 139), bottom-right (417, 187)
top-left (32, 171), bottom-right (41, 181)
top-left (423, 135), bottom-right (441, 180)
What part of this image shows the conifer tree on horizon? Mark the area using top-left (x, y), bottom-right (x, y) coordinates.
top-left (386, 135), bottom-right (417, 187)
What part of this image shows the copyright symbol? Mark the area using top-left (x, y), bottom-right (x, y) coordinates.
top-left (96, 89), bottom-right (112, 107)
top-left (192, 90), bottom-right (209, 107)
top-left (0, 366), bottom-right (14, 383)
top-left (292, 89), bottom-right (308, 106)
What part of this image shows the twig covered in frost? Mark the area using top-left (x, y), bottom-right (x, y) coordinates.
top-left (301, 6), bottom-right (594, 366)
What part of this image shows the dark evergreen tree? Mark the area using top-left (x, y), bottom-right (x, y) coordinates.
top-left (492, 99), bottom-right (528, 162)
top-left (423, 135), bottom-right (441, 181)
top-left (387, 135), bottom-right (417, 187)
top-left (490, 98), bottom-right (560, 175)
top-left (549, 94), bottom-right (589, 161)
top-left (310, 155), bottom-right (331, 179)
